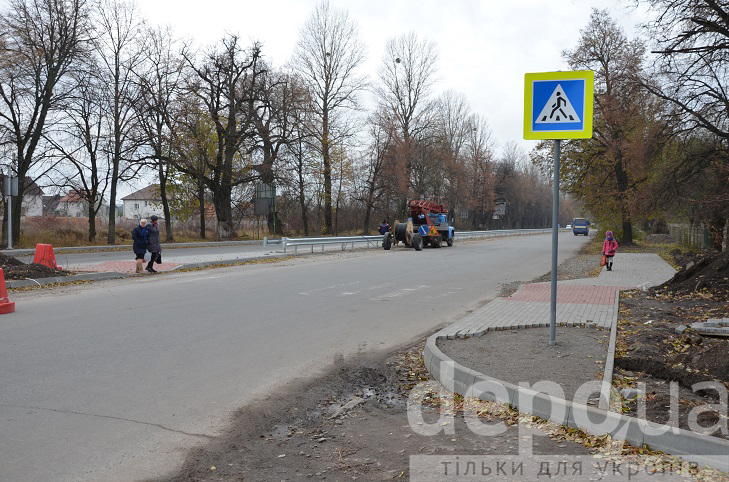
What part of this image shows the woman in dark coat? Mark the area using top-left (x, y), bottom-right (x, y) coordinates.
top-left (131, 219), bottom-right (149, 274)
top-left (146, 215), bottom-right (162, 273)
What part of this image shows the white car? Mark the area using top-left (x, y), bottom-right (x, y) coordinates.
top-left (566, 224), bottom-right (572, 229)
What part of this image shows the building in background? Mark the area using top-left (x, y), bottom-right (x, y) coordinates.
top-left (122, 185), bottom-right (163, 221)
top-left (0, 175), bottom-right (44, 218)
top-left (55, 191), bottom-right (109, 220)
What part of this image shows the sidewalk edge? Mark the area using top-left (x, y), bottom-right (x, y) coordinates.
top-left (424, 334), bottom-right (729, 472)
top-left (598, 290), bottom-right (621, 410)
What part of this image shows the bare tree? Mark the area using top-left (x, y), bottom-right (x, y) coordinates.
top-left (47, 58), bottom-right (110, 241)
top-left (0, 0), bottom-right (90, 245)
top-left (246, 68), bottom-right (310, 234)
top-left (134, 25), bottom-right (184, 241)
top-left (642, 0), bottom-right (729, 138)
top-left (180, 35), bottom-right (263, 238)
top-left (640, 0), bottom-right (729, 249)
top-left (281, 87), bottom-right (317, 236)
top-left (355, 109), bottom-right (395, 233)
top-left (94, 0), bottom-right (147, 244)
top-left (291, 0), bottom-right (366, 234)
top-left (168, 97), bottom-right (215, 239)
top-left (376, 32), bottom-right (438, 207)
top-left (432, 90), bottom-right (471, 213)
top-left (463, 114), bottom-right (495, 229)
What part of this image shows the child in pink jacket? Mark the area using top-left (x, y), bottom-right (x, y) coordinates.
top-left (602, 230), bottom-right (619, 271)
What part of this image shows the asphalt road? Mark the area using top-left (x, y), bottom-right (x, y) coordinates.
top-left (0, 232), bottom-right (590, 481)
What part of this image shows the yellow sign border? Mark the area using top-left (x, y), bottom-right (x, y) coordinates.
top-left (523, 70), bottom-right (594, 140)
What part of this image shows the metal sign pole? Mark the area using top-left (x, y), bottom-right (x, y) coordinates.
top-left (549, 139), bottom-right (561, 345)
top-left (6, 193), bottom-right (11, 250)
top-left (524, 70), bottom-right (593, 346)
top-left (271, 185), bottom-right (276, 238)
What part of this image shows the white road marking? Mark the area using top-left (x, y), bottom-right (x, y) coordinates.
top-left (299, 281), bottom-right (360, 296)
top-left (371, 285), bottom-right (431, 301)
top-left (177, 276), bottom-right (218, 283)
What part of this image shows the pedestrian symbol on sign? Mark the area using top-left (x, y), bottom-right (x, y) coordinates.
top-left (535, 84), bottom-right (580, 124)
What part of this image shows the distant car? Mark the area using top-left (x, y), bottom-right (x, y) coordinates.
top-left (572, 218), bottom-right (589, 236)
top-left (566, 224), bottom-right (572, 229)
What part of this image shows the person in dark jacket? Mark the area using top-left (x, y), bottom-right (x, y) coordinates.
top-left (131, 219), bottom-right (149, 274)
top-left (378, 219), bottom-right (391, 235)
top-left (146, 215), bottom-right (162, 273)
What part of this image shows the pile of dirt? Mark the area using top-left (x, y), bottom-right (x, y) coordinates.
top-left (615, 290), bottom-right (729, 439)
top-left (656, 249), bottom-right (729, 300)
top-left (0, 252), bottom-right (70, 280)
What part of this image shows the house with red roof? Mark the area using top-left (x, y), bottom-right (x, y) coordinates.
top-left (121, 185), bottom-right (164, 221)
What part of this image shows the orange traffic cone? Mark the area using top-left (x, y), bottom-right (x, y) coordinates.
top-left (34, 243), bottom-right (58, 269)
top-left (0, 268), bottom-right (15, 314)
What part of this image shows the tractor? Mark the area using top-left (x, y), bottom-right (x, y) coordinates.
top-left (382, 200), bottom-right (455, 251)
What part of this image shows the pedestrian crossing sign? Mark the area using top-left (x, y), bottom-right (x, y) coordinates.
top-left (524, 70), bottom-right (594, 140)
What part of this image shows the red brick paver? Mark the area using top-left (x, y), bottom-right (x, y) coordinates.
top-left (73, 261), bottom-right (181, 274)
top-left (509, 282), bottom-right (628, 305)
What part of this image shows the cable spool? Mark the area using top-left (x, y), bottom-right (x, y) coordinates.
top-left (394, 223), bottom-right (408, 242)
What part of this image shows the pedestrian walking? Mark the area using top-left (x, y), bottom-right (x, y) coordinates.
top-left (602, 230), bottom-right (619, 271)
top-left (146, 215), bottom-right (162, 273)
top-left (131, 219), bottom-right (149, 274)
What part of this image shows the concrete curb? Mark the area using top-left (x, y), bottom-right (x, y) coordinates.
top-left (6, 271), bottom-right (127, 288)
top-left (424, 333), bottom-right (729, 471)
top-left (598, 290), bottom-right (621, 410)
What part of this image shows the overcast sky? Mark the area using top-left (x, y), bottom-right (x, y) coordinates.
top-left (138, 0), bottom-right (647, 159)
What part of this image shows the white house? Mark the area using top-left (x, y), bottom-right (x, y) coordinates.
top-left (1, 175), bottom-right (44, 218)
top-left (57, 191), bottom-right (86, 217)
top-left (22, 187), bottom-right (44, 217)
top-left (122, 185), bottom-right (164, 221)
top-left (54, 191), bottom-right (109, 220)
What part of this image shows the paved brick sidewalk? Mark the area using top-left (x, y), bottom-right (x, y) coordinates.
top-left (73, 261), bottom-right (182, 274)
top-left (438, 253), bottom-right (675, 338)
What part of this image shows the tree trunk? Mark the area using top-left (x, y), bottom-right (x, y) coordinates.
top-left (159, 169), bottom-right (174, 242)
top-left (363, 183), bottom-right (375, 234)
top-left (158, 159), bottom-right (173, 241)
top-left (212, 186), bottom-right (235, 239)
top-left (11, 176), bottom-right (26, 246)
top-left (88, 202), bottom-right (96, 242)
top-left (198, 178), bottom-right (206, 239)
top-left (322, 114), bottom-right (333, 234)
top-left (298, 173), bottom-right (308, 237)
top-left (614, 158), bottom-right (633, 244)
top-left (107, 171), bottom-right (118, 244)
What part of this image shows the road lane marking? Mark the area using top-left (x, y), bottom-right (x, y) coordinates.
top-left (299, 281), bottom-right (360, 295)
top-left (177, 276), bottom-right (219, 283)
top-left (370, 285), bottom-right (431, 300)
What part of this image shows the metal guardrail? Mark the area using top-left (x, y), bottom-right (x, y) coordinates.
top-left (454, 228), bottom-right (554, 239)
top-left (279, 228), bottom-right (562, 254)
top-left (281, 235), bottom-right (382, 254)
